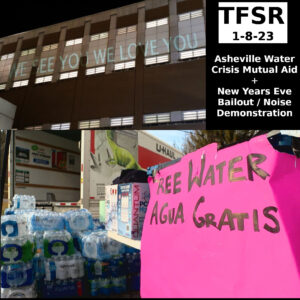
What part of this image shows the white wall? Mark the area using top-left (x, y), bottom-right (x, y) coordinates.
top-left (12, 131), bottom-right (80, 202)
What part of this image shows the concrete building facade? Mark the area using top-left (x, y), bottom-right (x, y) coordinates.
top-left (0, 0), bottom-right (206, 130)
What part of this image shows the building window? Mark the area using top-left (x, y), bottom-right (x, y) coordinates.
top-left (25, 125), bottom-right (43, 130)
top-left (91, 32), bottom-right (109, 41)
top-left (114, 25), bottom-right (137, 70)
top-left (36, 43), bottom-right (59, 77)
top-left (179, 10), bottom-right (203, 22)
top-left (0, 83), bottom-right (6, 90)
top-left (12, 80), bottom-right (29, 88)
top-left (178, 10), bottom-right (205, 57)
top-left (1, 53), bottom-right (14, 60)
top-left (87, 32), bottom-right (108, 71)
top-left (145, 54), bottom-right (169, 66)
top-left (79, 120), bottom-right (101, 129)
top-left (145, 18), bottom-right (169, 65)
top-left (65, 38), bottom-right (83, 47)
top-left (111, 116), bottom-right (134, 127)
top-left (35, 75), bottom-right (53, 84)
top-left (0, 53), bottom-right (15, 86)
top-left (14, 48), bottom-right (36, 82)
top-left (42, 43), bottom-right (58, 52)
top-left (60, 38), bottom-right (83, 73)
top-left (51, 123), bottom-right (71, 130)
top-left (143, 110), bottom-right (205, 125)
top-left (182, 109), bottom-right (206, 121)
top-left (114, 60), bottom-right (135, 71)
top-left (146, 18), bottom-right (168, 29)
top-left (21, 48), bottom-right (36, 56)
top-left (180, 48), bottom-right (206, 60)
top-left (59, 71), bottom-right (78, 80)
top-left (86, 66), bottom-right (105, 76)
top-left (144, 113), bottom-right (171, 124)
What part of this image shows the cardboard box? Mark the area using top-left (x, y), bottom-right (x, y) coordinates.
top-left (105, 185), bottom-right (118, 232)
top-left (117, 183), bottom-right (150, 240)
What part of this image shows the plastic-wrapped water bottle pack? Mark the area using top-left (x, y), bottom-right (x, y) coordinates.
top-left (44, 253), bottom-right (85, 281)
top-left (1, 194), bottom-right (142, 298)
top-left (0, 235), bottom-right (35, 265)
top-left (1, 215), bottom-right (28, 238)
top-left (82, 231), bottom-right (125, 260)
top-left (29, 211), bottom-right (65, 232)
top-left (64, 209), bottom-right (94, 233)
top-left (85, 251), bottom-right (141, 296)
top-left (12, 195), bottom-right (36, 210)
top-left (1, 195), bottom-right (38, 298)
top-left (35, 209), bottom-right (92, 298)
top-left (71, 230), bottom-right (93, 253)
top-left (43, 230), bottom-right (75, 258)
top-left (1, 282), bottom-right (37, 298)
top-left (41, 278), bottom-right (83, 298)
top-left (1, 262), bottom-right (35, 288)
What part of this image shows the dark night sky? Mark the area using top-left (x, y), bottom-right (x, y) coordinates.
top-left (0, 0), bottom-right (141, 38)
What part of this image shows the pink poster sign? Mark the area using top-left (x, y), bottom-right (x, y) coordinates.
top-left (141, 134), bottom-right (300, 297)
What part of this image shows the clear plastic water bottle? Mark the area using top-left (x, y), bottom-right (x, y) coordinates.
top-left (44, 258), bottom-right (56, 281)
top-left (44, 258), bottom-right (50, 281)
top-left (110, 256), bottom-right (118, 278)
top-left (85, 258), bottom-right (100, 280)
top-left (94, 260), bottom-right (102, 277)
top-left (29, 195), bottom-right (36, 209)
top-left (32, 253), bottom-right (45, 281)
top-left (12, 194), bottom-right (20, 209)
top-left (33, 232), bottom-right (44, 255)
top-left (119, 254), bottom-right (126, 277)
top-left (67, 255), bottom-right (77, 279)
top-left (102, 259), bottom-right (111, 278)
top-left (99, 277), bottom-right (111, 296)
top-left (74, 254), bottom-right (85, 278)
top-left (112, 275), bottom-right (127, 294)
top-left (42, 279), bottom-right (53, 297)
top-left (125, 253), bottom-right (133, 274)
top-left (132, 252), bottom-right (141, 274)
top-left (56, 256), bottom-right (69, 280)
top-left (90, 279), bottom-right (98, 296)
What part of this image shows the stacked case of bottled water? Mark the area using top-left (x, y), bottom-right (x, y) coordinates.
top-left (81, 230), bottom-right (126, 296)
top-left (81, 229), bottom-right (141, 296)
top-left (125, 248), bottom-right (141, 292)
top-left (28, 209), bottom-right (66, 294)
top-left (2, 198), bottom-right (142, 297)
top-left (27, 209), bottom-right (85, 298)
top-left (40, 208), bottom-right (94, 298)
top-left (1, 195), bottom-right (37, 298)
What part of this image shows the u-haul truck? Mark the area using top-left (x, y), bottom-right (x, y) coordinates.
top-left (6, 130), bottom-right (183, 217)
top-left (81, 130), bottom-right (183, 217)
